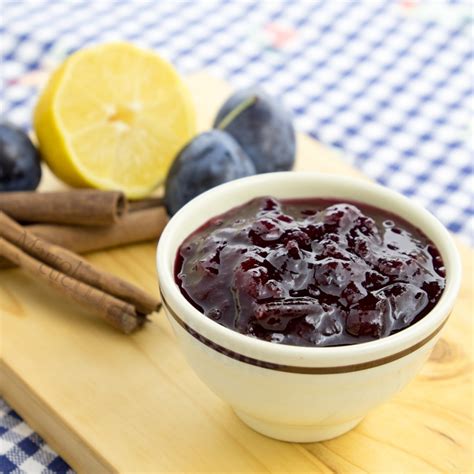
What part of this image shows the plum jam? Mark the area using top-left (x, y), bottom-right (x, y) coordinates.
top-left (175, 197), bottom-right (446, 347)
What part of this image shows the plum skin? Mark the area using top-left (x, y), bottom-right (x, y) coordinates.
top-left (214, 87), bottom-right (296, 174)
top-left (164, 130), bottom-right (256, 216)
top-left (0, 123), bottom-right (42, 191)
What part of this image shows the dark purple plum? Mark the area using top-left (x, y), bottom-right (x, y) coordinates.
top-left (0, 123), bottom-right (42, 191)
top-left (164, 130), bottom-right (256, 216)
top-left (213, 87), bottom-right (296, 174)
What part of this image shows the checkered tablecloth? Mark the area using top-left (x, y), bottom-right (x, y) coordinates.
top-left (1, 0), bottom-right (473, 471)
top-left (0, 400), bottom-right (72, 473)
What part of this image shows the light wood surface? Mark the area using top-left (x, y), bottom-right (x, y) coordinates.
top-left (0, 73), bottom-right (472, 473)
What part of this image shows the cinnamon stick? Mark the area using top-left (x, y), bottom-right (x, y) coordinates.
top-left (128, 197), bottom-right (163, 212)
top-left (0, 207), bottom-right (168, 269)
top-left (0, 190), bottom-right (127, 226)
top-left (0, 211), bottom-right (161, 315)
top-left (0, 237), bottom-right (142, 334)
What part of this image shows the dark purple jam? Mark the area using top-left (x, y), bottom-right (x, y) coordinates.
top-left (175, 197), bottom-right (446, 347)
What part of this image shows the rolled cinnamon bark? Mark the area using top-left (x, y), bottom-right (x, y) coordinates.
top-left (128, 197), bottom-right (163, 212)
top-left (0, 207), bottom-right (168, 269)
top-left (30, 206), bottom-right (167, 252)
top-left (0, 211), bottom-right (161, 315)
top-left (0, 190), bottom-right (127, 226)
top-left (0, 237), bottom-right (142, 334)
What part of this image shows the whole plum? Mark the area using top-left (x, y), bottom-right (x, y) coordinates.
top-left (213, 87), bottom-right (295, 173)
top-left (164, 130), bottom-right (256, 216)
top-left (0, 123), bottom-right (42, 191)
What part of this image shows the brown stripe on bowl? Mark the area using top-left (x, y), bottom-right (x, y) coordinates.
top-left (161, 292), bottom-right (447, 374)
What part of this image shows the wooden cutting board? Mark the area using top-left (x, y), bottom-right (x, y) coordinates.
top-left (1, 73), bottom-right (472, 473)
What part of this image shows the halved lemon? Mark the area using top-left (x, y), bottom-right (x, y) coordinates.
top-left (34, 42), bottom-right (196, 198)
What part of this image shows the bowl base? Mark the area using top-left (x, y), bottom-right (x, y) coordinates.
top-left (234, 409), bottom-right (363, 443)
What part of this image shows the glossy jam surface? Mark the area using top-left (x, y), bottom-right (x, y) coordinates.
top-left (175, 197), bottom-right (446, 347)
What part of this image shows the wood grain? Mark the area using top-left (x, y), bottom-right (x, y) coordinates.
top-left (0, 73), bottom-right (472, 473)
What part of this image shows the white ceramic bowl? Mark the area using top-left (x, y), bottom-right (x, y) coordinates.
top-left (156, 172), bottom-right (461, 442)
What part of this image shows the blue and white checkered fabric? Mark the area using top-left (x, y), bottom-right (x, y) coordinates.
top-left (1, 0), bottom-right (472, 471)
top-left (0, 399), bottom-right (73, 473)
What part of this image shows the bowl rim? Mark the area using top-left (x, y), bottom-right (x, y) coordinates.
top-left (156, 172), bottom-right (461, 367)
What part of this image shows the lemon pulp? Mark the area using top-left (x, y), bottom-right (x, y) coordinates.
top-left (34, 42), bottom-right (196, 198)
